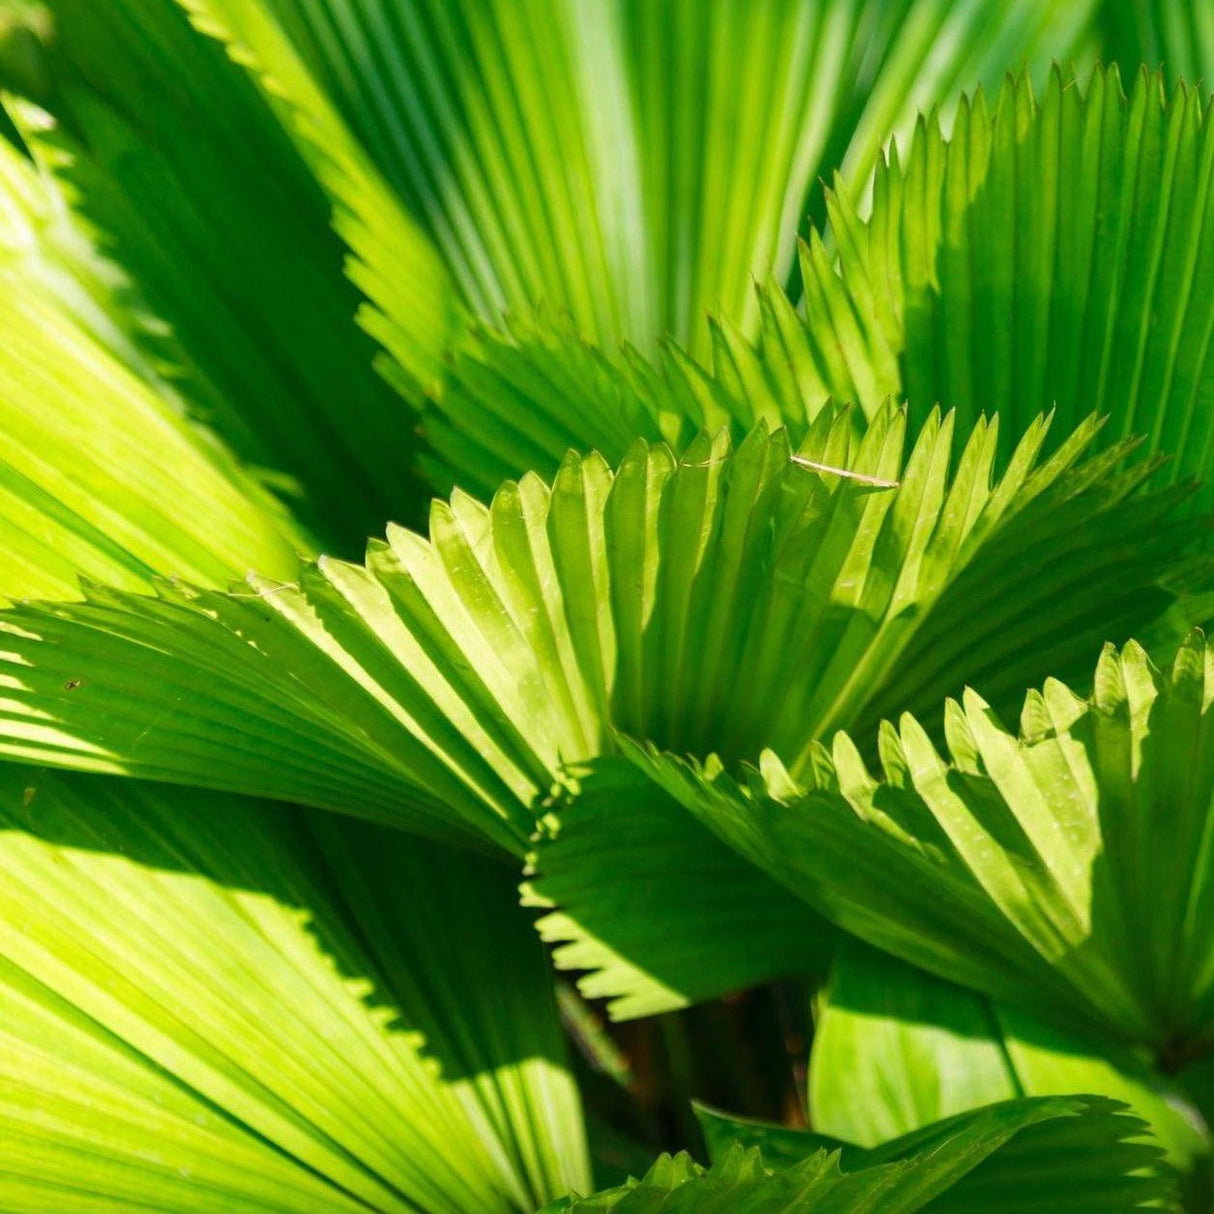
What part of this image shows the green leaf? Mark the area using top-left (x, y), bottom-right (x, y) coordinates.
top-left (1097, 2), bottom-right (1214, 91)
top-left (693, 1100), bottom-right (1176, 1214)
top-left (413, 315), bottom-right (681, 501)
top-left (522, 760), bottom-right (831, 1021)
top-left (1179, 1054), bottom-right (1214, 1138)
top-left (360, 60), bottom-right (1214, 501)
top-left (0, 766), bottom-right (588, 1212)
top-left (0, 406), bottom-right (1207, 854)
top-left (175, 0), bottom-right (1096, 363)
top-left (0, 4), bottom-right (50, 110)
top-left (809, 939), bottom-right (1021, 1143)
top-left (23, 0), bottom-right (435, 549)
top-left (552, 1097), bottom-right (1170, 1212)
top-left (0, 122), bottom-right (306, 602)
top-left (788, 66), bottom-right (1214, 502)
top-left (174, 0), bottom-right (460, 396)
top-left (809, 940), bottom-right (1210, 1200)
top-left (629, 630), bottom-right (1214, 1060)
top-left (310, 61), bottom-right (1214, 558)
top-left (0, 98), bottom-right (185, 388)
top-left (694, 1105), bottom-right (846, 1171)
top-left (172, 1), bottom-right (1104, 498)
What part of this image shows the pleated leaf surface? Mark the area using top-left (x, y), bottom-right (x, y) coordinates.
top-left (0, 407), bottom-right (1206, 858)
top-left (629, 631), bottom-right (1214, 1059)
top-left (0, 767), bottom-right (588, 1212)
top-left (785, 67), bottom-right (1214, 500)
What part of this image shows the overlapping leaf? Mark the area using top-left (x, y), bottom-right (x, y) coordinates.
top-left (631, 631), bottom-right (1214, 1062)
top-left (0, 123), bottom-right (305, 603)
top-left (383, 64), bottom-right (1214, 501)
top-left (0, 766), bottom-right (587, 1213)
top-left (782, 66), bottom-right (1214, 498)
top-left (0, 98), bottom-right (182, 384)
top-left (175, 0), bottom-right (460, 396)
top-left (522, 761), bottom-right (830, 1020)
top-left (1097, 2), bottom-right (1214, 91)
top-left (0, 406), bottom-right (1206, 857)
top-left (413, 317), bottom-right (684, 500)
top-left (0, 3), bottom-right (1209, 1209)
top-left (183, 0), bottom-right (1097, 360)
top-left (810, 941), bottom-right (1021, 1144)
top-left (18, 0), bottom-right (436, 549)
top-left (547, 1098), bottom-right (1169, 1212)
top-left (171, 1), bottom-right (1110, 502)
top-left (808, 940), bottom-right (1210, 1202)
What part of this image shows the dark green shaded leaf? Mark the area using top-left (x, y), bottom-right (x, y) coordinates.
top-left (553, 1097), bottom-right (1169, 1212)
top-left (523, 761), bottom-right (831, 1020)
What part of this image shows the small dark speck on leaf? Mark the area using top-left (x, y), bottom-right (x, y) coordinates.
top-left (63, 678), bottom-right (84, 692)
top-left (22, 788), bottom-right (35, 807)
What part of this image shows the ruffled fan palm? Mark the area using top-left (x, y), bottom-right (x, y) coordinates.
top-left (0, 0), bottom-right (1211, 1209)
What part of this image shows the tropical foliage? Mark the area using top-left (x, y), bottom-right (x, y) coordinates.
top-left (0, 0), bottom-right (1211, 1209)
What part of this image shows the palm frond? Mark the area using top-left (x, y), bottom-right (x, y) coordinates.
top-left (549, 1097), bottom-right (1169, 1212)
top-left (522, 760), bottom-right (831, 1020)
top-left (20, 0), bottom-right (434, 549)
top-left (0, 408), bottom-right (1204, 855)
top-left (629, 630), bottom-right (1214, 1060)
top-left (1097, 2), bottom-right (1214, 90)
top-left (0, 767), bottom-right (588, 1212)
top-left (388, 65), bottom-right (1214, 502)
top-left (178, 0), bottom-right (1098, 361)
top-left (176, 0), bottom-right (460, 395)
top-left (0, 120), bottom-right (305, 602)
top-left (786, 66), bottom-right (1214, 500)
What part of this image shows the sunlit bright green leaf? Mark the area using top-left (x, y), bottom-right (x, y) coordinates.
top-left (0, 118), bottom-right (306, 602)
top-left (786, 67), bottom-right (1214, 502)
top-left (630, 631), bottom-right (1214, 1062)
top-left (0, 766), bottom-right (588, 1213)
top-left (0, 407), bottom-right (1204, 856)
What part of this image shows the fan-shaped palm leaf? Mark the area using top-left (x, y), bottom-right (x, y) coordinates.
top-left (378, 65), bottom-right (1214, 502)
top-left (0, 407), bottom-right (1204, 854)
top-left (0, 3), bottom-right (1211, 1206)
top-left (787, 67), bottom-right (1214, 498)
top-left (629, 631), bottom-right (1214, 1063)
top-left (0, 766), bottom-right (588, 1212)
top-left (522, 761), bottom-right (830, 1019)
top-left (184, 0), bottom-right (1099, 359)
top-left (8, 2), bottom-right (1132, 512)
top-left (0, 405), bottom-right (1207, 1022)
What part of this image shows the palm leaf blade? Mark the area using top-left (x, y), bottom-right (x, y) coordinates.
top-left (0, 768), bottom-right (587, 1212)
